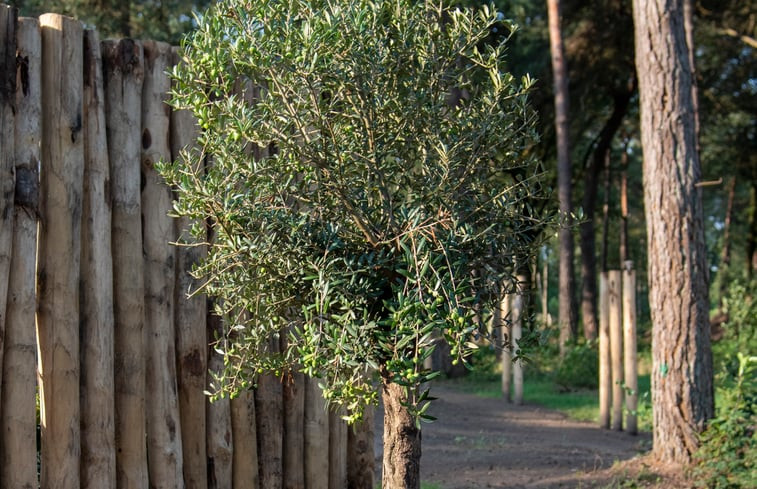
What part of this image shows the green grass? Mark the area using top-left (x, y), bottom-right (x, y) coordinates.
top-left (439, 357), bottom-right (653, 431)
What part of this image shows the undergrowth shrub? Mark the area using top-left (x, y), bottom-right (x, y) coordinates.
top-left (555, 341), bottom-right (598, 391)
top-left (691, 280), bottom-right (756, 488)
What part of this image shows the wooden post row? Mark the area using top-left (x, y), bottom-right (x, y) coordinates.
top-left (498, 294), bottom-right (512, 402)
top-left (2, 14), bottom-right (40, 489)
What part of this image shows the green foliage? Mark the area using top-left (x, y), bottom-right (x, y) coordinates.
top-left (554, 341), bottom-right (599, 391)
top-left (162, 0), bottom-right (551, 421)
top-left (691, 280), bottom-right (756, 488)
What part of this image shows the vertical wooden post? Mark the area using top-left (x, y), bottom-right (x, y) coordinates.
top-left (609, 270), bottom-right (623, 431)
top-left (623, 261), bottom-right (638, 435)
top-left (207, 311), bottom-right (233, 489)
top-left (37, 13), bottom-right (84, 489)
top-left (329, 409), bottom-right (348, 489)
top-left (2, 16), bottom-right (39, 489)
top-left (347, 405), bottom-right (375, 489)
top-left (499, 295), bottom-right (512, 402)
top-left (80, 28), bottom-right (116, 489)
top-left (0, 4), bottom-right (17, 416)
top-left (256, 337), bottom-right (284, 489)
top-left (512, 275), bottom-right (526, 406)
top-left (231, 390), bottom-right (260, 489)
top-left (170, 47), bottom-right (209, 489)
top-left (284, 371), bottom-right (306, 489)
top-left (305, 376), bottom-right (329, 489)
top-left (598, 272), bottom-right (611, 429)
top-left (102, 38), bottom-right (148, 489)
top-left (141, 39), bottom-right (184, 487)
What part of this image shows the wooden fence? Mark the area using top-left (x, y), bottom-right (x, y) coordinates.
top-left (0, 5), bottom-right (374, 488)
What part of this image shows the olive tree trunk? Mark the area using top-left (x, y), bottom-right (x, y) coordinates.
top-left (633, 0), bottom-right (714, 464)
top-left (381, 377), bottom-right (421, 489)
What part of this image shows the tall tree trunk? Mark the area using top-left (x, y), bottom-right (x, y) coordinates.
top-left (633, 0), bottom-right (714, 464)
top-left (748, 183), bottom-right (757, 280)
top-left (579, 89), bottom-right (633, 341)
top-left (102, 38), bottom-right (148, 489)
top-left (381, 375), bottom-right (421, 489)
top-left (547, 0), bottom-right (576, 355)
top-left (600, 149), bottom-right (611, 272)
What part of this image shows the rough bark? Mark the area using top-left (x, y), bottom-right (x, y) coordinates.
top-left (0, 4), bottom-right (17, 416)
top-left (579, 90), bottom-right (633, 341)
top-left (347, 405), bottom-right (375, 489)
top-left (142, 39), bottom-right (184, 488)
top-left (231, 390), bottom-right (259, 489)
top-left (381, 377), bottom-right (421, 489)
top-left (37, 13), bottom-right (84, 489)
top-left (304, 376), bottom-right (329, 489)
top-left (102, 38), bottom-right (149, 489)
top-left (207, 310), bottom-right (233, 489)
top-left (1, 16), bottom-right (38, 489)
top-left (170, 46), bottom-right (209, 489)
top-left (80, 28), bottom-right (116, 489)
top-left (548, 0), bottom-right (576, 355)
top-left (633, 0), bottom-right (714, 463)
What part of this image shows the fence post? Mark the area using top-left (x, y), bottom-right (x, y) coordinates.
top-left (598, 272), bottom-right (611, 429)
top-left (305, 376), bottom-right (329, 489)
top-left (141, 39), bottom-right (184, 487)
top-left (80, 28), bottom-right (116, 489)
top-left (0, 4), bottom-right (17, 418)
top-left (499, 294), bottom-right (512, 402)
top-left (283, 340), bottom-right (305, 489)
top-left (348, 405), bottom-right (375, 489)
top-left (623, 261), bottom-right (638, 435)
top-left (609, 270), bottom-right (623, 431)
top-left (512, 274), bottom-right (527, 406)
top-left (170, 45), bottom-right (210, 489)
top-left (256, 336), bottom-right (284, 488)
top-left (37, 13), bottom-right (84, 489)
top-left (231, 390), bottom-right (260, 489)
top-left (329, 408), bottom-right (348, 489)
top-left (102, 38), bottom-right (149, 489)
top-left (2, 15), bottom-right (39, 489)
top-left (206, 310), bottom-right (234, 489)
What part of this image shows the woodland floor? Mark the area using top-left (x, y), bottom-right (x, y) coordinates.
top-left (374, 383), bottom-right (691, 488)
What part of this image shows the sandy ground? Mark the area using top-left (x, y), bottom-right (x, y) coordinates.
top-left (375, 384), bottom-right (688, 488)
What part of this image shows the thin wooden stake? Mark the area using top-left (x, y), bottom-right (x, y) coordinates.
top-left (598, 272), bottom-right (611, 429)
top-left (609, 270), bottom-right (623, 431)
top-left (207, 311), bottom-right (233, 489)
top-left (305, 376), bottom-right (329, 489)
top-left (512, 275), bottom-right (527, 406)
top-left (499, 295), bottom-right (512, 402)
top-left (231, 390), bottom-right (260, 489)
top-left (284, 371), bottom-right (306, 489)
top-left (256, 337), bottom-right (284, 489)
top-left (329, 409), bottom-right (348, 489)
top-left (623, 262), bottom-right (638, 435)
top-left (38, 13), bottom-right (84, 489)
top-left (2, 16), bottom-right (39, 489)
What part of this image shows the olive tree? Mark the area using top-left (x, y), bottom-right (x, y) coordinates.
top-left (162, 0), bottom-right (549, 486)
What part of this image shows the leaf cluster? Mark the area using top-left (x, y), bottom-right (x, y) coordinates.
top-left (162, 0), bottom-right (552, 420)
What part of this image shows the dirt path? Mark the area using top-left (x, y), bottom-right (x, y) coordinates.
top-left (375, 384), bottom-right (658, 488)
